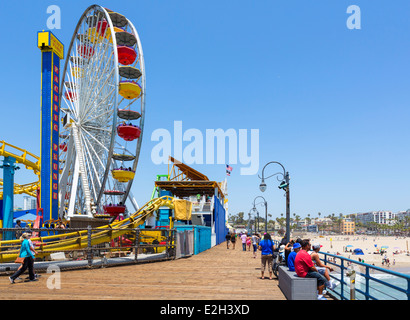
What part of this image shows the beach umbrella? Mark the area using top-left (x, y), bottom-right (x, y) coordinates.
top-left (346, 245), bottom-right (353, 247)
top-left (381, 245), bottom-right (389, 249)
top-left (353, 248), bottom-right (364, 255)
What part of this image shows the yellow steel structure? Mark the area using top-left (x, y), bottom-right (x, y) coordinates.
top-left (0, 180), bottom-right (38, 198)
top-left (0, 196), bottom-right (175, 263)
top-left (0, 140), bottom-right (40, 200)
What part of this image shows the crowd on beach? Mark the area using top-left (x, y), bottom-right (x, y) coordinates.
top-left (225, 231), bottom-right (338, 300)
top-left (308, 234), bottom-right (410, 270)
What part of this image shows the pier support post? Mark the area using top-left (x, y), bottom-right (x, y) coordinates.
top-left (1, 156), bottom-right (17, 240)
top-left (346, 269), bottom-right (356, 300)
top-left (134, 228), bottom-right (140, 263)
top-left (87, 225), bottom-right (93, 267)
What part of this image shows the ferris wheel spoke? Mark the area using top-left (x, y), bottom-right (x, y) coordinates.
top-left (79, 38), bottom-right (114, 107)
top-left (80, 126), bottom-right (110, 154)
top-left (83, 53), bottom-right (115, 94)
top-left (84, 108), bottom-right (115, 124)
top-left (82, 124), bottom-right (111, 133)
top-left (80, 133), bottom-right (103, 202)
top-left (82, 137), bottom-right (106, 173)
top-left (62, 65), bottom-right (80, 119)
top-left (81, 71), bottom-right (115, 118)
top-left (81, 84), bottom-right (116, 122)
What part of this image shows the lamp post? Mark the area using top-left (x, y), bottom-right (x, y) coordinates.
top-left (247, 211), bottom-right (253, 234)
top-left (253, 196), bottom-right (267, 234)
top-left (251, 207), bottom-right (259, 233)
top-left (259, 161), bottom-right (290, 243)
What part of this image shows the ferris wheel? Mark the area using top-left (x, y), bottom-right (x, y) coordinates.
top-left (58, 5), bottom-right (146, 219)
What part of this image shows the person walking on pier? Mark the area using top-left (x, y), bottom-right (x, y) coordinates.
top-left (251, 233), bottom-right (260, 258)
top-left (226, 232), bottom-right (231, 249)
top-left (241, 233), bottom-right (247, 251)
top-left (230, 232), bottom-right (236, 249)
top-left (9, 233), bottom-right (38, 284)
top-left (258, 233), bottom-right (275, 279)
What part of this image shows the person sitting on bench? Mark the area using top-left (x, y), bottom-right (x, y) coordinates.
top-left (294, 239), bottom-right (328, 300)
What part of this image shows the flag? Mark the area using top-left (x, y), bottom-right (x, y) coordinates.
top-left (226, 164), bottom-right (232, 176)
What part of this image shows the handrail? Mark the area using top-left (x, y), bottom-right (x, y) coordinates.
top-left (319, 251), bottom-right (410, 300)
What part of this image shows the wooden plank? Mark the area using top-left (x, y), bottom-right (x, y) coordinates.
top-left (0, 243), bottom-right (286, 300)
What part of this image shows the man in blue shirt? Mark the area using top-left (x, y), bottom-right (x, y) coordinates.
top-left (287, 242), bottom-right (301, 272)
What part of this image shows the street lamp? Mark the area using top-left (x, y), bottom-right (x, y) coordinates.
top-left (250, 206), bottom-right (259, 233)
top-left (247, 211), bottom-right (253, 234)
top-left (259, 161), bottom-right (290, 243)
top-left (253, 196), bottom-right (267, 234)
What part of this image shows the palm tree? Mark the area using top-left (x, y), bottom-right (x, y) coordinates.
top-left (306, 214), bottom-right (311, 226)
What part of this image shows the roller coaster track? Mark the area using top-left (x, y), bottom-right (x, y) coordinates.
top-left (0, 180), bottom-right (38, 198)
top-left (0, 196), bottom-right (175, 263)
top-left (0, 140), bottom-right (40, 200)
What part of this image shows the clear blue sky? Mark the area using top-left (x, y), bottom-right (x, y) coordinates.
top-left (1, 0), bottom-right (409, 219)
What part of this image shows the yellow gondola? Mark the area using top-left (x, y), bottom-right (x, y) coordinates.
top-left (105, 26), bottom-right (124, 43)
top-left (112, 169), bottom-right (135, 183)
top-left (86, 27), bottom-right (103, 44)
top-left (71, 66), bottom-right (84, 78)
top-left (119, 81), bottom-right (141, 100)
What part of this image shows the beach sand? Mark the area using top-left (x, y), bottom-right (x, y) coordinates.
top-left (275, 234), bottom-right (410, 273)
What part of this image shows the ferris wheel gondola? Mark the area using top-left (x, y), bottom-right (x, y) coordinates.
top-left (58, 5), bottom-right (146, 219)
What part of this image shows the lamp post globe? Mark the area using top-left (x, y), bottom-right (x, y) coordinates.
top-left (259, 181), bottom-right (267, 192)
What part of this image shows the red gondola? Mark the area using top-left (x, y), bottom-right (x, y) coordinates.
top-left (117, 124), bottom-right (141, 141)
top-left (77, 45), bottom-right (94, 58)
top-left (96, 20), bottom-right (108, 36)
top-left (103, 190), bottom-right (125, 195)
top-left (103, 204), bottom-right (126, 216)
top-left (65, 91), bottom-right (76, 102)
top-left (59, 143), bottom-right (67, 152)
top-left (117, 46), bottom-right (137, 65)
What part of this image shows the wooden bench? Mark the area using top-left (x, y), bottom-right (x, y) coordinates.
top-left (278, 266), bottom-right (317, 300)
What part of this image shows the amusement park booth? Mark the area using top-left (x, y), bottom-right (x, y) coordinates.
top-left (155, 157), bottom-right (229, 249)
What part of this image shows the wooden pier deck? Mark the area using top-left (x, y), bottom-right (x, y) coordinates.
top-left (0, 243), bottom-right (286, 300)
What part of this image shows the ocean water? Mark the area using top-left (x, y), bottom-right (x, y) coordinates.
top-left (332, 271), bottom-right (410, 300)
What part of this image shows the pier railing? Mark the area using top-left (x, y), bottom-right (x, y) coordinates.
top-left (319, 251), bottom-right (410, 300)
top-left (0, 226), bottom-right (177, 272)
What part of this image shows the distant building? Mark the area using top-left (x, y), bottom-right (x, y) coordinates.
top-left (307, 224), bottom-right (318, 233)
top-left (23, 196), bottom-right (36, 210)
top-left (356, 211), bottom-right (396, 226)
top-left (341, 218), bottom-right (355, 235)
top-left (396, 209), bottom-right (410, 223)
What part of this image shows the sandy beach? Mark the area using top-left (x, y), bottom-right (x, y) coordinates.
top-left (275, 234), bottom-right (410, 273)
